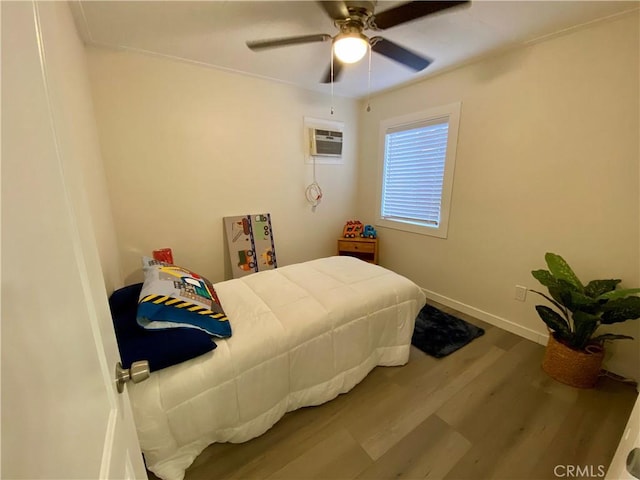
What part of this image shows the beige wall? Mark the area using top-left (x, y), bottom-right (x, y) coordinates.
top-left (0, 2), bottom-right (122, 295)
top-left (357, 12), bottom-right (640, 379)
top-left (37, 5), bottom-right (123, 294)
top-left (86, 48), bottom-right (359, 284)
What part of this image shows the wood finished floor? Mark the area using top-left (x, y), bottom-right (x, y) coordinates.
top-left (147, 303), bottom-right (638, 480)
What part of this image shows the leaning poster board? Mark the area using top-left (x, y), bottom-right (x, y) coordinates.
top-left (224, 213), bottom-right (277, 278)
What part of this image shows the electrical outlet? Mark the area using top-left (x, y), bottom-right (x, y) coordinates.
top-left (515, 285), bottom-right (527, 302)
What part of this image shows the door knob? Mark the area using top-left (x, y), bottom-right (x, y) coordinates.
top-left (115, 361), bottom-right (150, 393)
top-left (628, 447), bottom-right (640, 479)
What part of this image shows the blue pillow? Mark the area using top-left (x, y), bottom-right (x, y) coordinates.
top-left (109, 283), bottom-right (216, 372)
top-left (137, 257), bottom-right (232, 338)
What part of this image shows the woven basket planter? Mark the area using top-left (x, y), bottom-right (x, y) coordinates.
top-left (542, 334), bottom-right (604, 388)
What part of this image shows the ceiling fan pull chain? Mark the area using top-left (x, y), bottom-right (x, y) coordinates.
top-left (366, 44), bottom-right (372, 112)
top-left (330, 45), bottom-right (335, 115)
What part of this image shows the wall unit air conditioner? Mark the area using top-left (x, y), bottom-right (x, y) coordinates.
top-left (309, 128), bottom-right (343, 157)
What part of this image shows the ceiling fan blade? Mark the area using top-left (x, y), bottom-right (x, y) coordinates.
top-left (247, 34), bottom-right (331, 51)
top-left (371, 37), bottom-right (432, 71)
top-left (372, 1), bottom-right (470, 30)
top-left (318, 1), bottom-right (350, 20)
top-left (320, 59), bottom-right (344, 83)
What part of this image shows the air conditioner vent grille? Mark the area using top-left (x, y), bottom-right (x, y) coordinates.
top-left (310, 128), bottom-right (343, 157)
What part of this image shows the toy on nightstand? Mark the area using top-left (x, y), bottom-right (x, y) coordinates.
top-left (360, 225), bottom-right (377, 239)
top-left (342, 220), bottom-right (363, 238)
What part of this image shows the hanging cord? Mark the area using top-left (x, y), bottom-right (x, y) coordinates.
top-left (305, 154), bottom-right (323, 209)
top-left (330, 45), bottom-right (335, 115)
top-left (366, 42), bottom-right (372, 112)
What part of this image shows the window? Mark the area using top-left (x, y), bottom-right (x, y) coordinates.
top-left (377, 102), bottom-right (461, 238)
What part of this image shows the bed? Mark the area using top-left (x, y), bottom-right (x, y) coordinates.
top-left (124, 256), bottom-right (425, 480)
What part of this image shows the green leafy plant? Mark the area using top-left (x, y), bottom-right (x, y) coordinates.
top-left (531, 253), bottom-right (640, 351)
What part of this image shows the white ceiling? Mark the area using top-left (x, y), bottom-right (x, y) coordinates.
top-left (70, 1), bottom-right (639, 99)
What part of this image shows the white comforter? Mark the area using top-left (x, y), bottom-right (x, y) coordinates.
top-left (129, 256), bottom-right (425, 480)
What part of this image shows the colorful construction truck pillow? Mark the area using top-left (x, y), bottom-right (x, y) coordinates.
top-left (137, 257), bottom-right (231, 338)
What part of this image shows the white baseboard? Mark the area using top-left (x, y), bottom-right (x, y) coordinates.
top-left (421, 288), bottom-right (549, 346)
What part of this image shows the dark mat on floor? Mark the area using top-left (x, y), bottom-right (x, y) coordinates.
top-left (411, 304), bottom-right (485, 358)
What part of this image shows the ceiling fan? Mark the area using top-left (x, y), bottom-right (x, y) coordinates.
top-left (246, 1), bottom-right (470, 83)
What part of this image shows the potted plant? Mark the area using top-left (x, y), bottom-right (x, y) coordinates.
top-left (531, 252), bottom-right (640, 388)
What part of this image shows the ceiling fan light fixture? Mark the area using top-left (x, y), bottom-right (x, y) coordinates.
top-left (333, 33), bottom-right (369, 64)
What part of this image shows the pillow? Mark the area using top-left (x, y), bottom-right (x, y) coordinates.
top-left (137, 257), bottom-right (232, 338)
top-left (109, 283), bottom-right (216, 372)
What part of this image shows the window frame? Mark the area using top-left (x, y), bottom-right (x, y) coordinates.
top-left (375, 102), bottom-right (461, 239)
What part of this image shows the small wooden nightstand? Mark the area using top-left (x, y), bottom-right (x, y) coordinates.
top-left (337, 237), bottom-right (378, 264)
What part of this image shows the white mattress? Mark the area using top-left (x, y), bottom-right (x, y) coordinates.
top-left (128, 256), bottom-right (425, 480)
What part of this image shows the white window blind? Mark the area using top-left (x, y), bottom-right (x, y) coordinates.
top-left (381, 119), bottom-right (449, 227)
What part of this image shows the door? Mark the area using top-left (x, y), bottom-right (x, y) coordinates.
top-left (1, 2), bottom-right (146, 478)
top-left (606, 394), bottom-right (640, 479)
